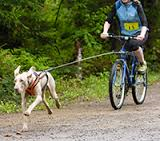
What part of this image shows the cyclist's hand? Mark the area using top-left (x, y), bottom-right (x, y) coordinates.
top-left (135, 34), bottom-right (145, 41)
top-left (100, 32), bottom-right (109, 39)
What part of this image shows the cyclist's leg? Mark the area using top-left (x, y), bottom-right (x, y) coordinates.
top-left (124, 32), bottom-right (148, 52)
top-left (134, 47), bottom-right (145, 63)
top-left (124, 33), bottom-right (148, 72)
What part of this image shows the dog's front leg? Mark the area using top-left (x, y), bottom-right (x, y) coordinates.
top-left (24, 95), bottom-right (42, 116)
top-left (21, 93), bottom-right (29, 132)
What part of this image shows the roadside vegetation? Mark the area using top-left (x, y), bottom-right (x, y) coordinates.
top-left (0, 49), bottom-right (159, 113)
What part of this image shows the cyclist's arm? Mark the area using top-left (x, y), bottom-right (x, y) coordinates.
top-left (102, 5), bottom-right (116, 34)
top-left (136, 2), bottom-right (148, 37)
top-left (106, 4), bottom-right (116, 24)
top-left (102, 21), bottom-right (111, 34)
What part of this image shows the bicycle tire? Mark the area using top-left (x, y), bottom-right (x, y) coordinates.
top-left (109, 60), bottom-right (126, 110)
top-left (132, 70), bottom-right (148, 104)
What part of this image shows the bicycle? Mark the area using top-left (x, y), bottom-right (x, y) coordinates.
top-left (108, 34), bottom-right (147, 110)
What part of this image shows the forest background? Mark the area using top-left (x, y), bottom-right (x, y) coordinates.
top-left (0, 0), bottom-right (160, 113)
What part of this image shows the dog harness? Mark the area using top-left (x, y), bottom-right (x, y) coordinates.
top-left (26, 72), bottom-right (48, 96)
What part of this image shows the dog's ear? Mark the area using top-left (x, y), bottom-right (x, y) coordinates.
top-left (29, 66), bottom-right (36, 72)
top-left (14, 66), bottom-right (21, 77)
top-left (27, 66), bottom-right (35, 80)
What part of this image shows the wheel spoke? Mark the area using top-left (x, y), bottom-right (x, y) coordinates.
top-left (132, 71), bottom-right (147, 104)
top-left (109, 62), bottom-right (125, 109)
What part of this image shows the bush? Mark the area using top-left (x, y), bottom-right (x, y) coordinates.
top-left (0, 49), bottom-right (50, 103)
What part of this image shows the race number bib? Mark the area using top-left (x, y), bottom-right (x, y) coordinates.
top-left (124, 22), bottom-right (139, 31)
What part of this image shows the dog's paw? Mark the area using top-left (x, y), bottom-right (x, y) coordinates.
top-left (21, 128), bottom-right (28, 132)
top-left (55, 99), bottom-right (61, 109)
top-left (24, 111), bottom-right (30, 116)
top-left (20, 126), bottom-right (28, 132)
top-left (48, 109), bottom-right (53, 115)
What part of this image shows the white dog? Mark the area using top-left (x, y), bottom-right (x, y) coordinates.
top-left (14, 66), bottom-right (61, 132)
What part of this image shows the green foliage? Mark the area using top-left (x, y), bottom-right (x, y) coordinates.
top-left (0, 101), bottom-right (20, 113)
top-left (143, 1), bottom-right (160, 70)
top-left (148, 71), bottom-right (160, 84)
top-left (146, 39), bottom-right (160, 71)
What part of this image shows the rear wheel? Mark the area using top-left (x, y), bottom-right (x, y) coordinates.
top-left (109, 61), bottom-right (126, 110)
top-left (132, 70), bottom-right (147, 104)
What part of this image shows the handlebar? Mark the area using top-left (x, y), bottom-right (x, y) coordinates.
top-left (107, 34), bottom-right (136, 40)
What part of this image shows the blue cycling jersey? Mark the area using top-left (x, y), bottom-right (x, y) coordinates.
top-left (115, 0), bottom-right (142, 36)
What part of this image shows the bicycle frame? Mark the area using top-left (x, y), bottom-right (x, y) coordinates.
top-left (108, 34), bottom-right (140, 87)
top-left (117, 43), bottom-right (138, 87)
top-left (108, 34), bottom-right (147, 109)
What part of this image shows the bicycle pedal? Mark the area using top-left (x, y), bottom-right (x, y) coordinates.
top-left (137, 70), bottom-right (146, 75)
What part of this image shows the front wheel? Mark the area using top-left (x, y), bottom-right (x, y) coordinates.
top-left (132, 71), bottom-right (147, 104)
top-left (109, 61), bottom-right (126, 110)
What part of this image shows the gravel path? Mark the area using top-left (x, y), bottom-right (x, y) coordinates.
top-left (0, 82), bottom-right (160, 141)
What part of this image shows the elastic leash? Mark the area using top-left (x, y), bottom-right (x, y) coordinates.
top-left (43, 34), bottom-right (137, 72)
top-left (25, 51), bottom-right (129, 96)
top-left (45, 51), bottom-right (123, 72)
top-left (0, 43), bottom-right (7, 49)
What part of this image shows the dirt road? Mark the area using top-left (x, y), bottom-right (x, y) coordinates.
top-left (0, 82), bottom-right (160, 141)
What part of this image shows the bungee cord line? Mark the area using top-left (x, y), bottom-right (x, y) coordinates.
top-left (45, 51), bottom-right (125, 72)
top-left (42, 35), bottom-right (136, 72)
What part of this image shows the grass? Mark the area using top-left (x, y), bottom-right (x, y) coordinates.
top-left (148, 71), bottom-right (160, 84)
top-left (0, 71), bottom-right (159, 113)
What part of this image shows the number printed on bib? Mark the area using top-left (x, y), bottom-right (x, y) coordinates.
top-left (124, 22), bottom-right (139, 31)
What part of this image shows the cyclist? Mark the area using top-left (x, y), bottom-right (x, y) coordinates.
top-left (100, 0), bottom-right (148, 73)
